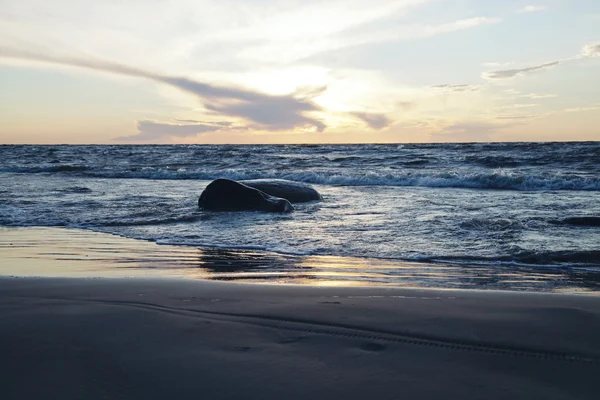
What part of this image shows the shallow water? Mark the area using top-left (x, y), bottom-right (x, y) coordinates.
top-left (0, 143), bottom-right (599, 290)
top-left (2, 227), bottom-right (599, 293)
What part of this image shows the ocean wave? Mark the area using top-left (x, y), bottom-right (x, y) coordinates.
top-left (126, 170), bottom-right (600, 191)
top-left (156, 240), bottom-right (270, 252)
top-left (463, 155), bottom-right (520, 168)
top-left (459, 217), bottom-right (521, 231)
top-left (424, 250), bottom-right (600, 267)
top-left (99, 214), bottom-right (205, 227)
top-left (2, 166), bottom-right (598, 190)
top-left (551, 216), bottom-right (600, 227)
top-left (56, 186), bottom-right (93, 194)
top-left (0, 164), bottom-right (90, 173)
top-left (226, 170), bottom-right (599, 191)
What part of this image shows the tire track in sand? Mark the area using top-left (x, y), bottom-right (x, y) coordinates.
top-left (18, 296), bottom-right (600, 364)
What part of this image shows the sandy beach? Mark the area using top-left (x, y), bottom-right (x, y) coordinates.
top-left (1, 277), bottom-right (600, 399)
top-left (1, 227), bottom-right (600, 399)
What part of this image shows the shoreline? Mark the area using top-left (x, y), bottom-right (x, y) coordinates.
top-left (2, 226), bottom-right (599, 293)
top-left (1, 276), bottom-right (600, 399)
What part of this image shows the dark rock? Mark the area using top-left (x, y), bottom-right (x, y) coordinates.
top-left (198, 179), bottom-right (293, 213)
top-left (240, 179), bottom-right (322, 203)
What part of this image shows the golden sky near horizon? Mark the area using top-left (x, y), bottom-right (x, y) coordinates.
top-left (1, 0), bottom-right (599, 144)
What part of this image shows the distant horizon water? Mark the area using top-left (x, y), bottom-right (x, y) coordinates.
top-left (3, 140), bottom-right (599, 146)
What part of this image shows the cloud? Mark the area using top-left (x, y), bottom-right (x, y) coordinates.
top-left (241, 15), bottom-right (501, 63)
top-left (494, 103), bottom-right (541, 120)
top-left (175, 119), bottom-right (233, 126)
top-left (0, 47), bottom-right (326, 132)
top-left (495, 104), bottom-right (599, 121)
top-left (494, 104), bottom-right (541, 120)
top-left (482, 42), bottom-right (599, 80)
top-left (501, 103), bottom-right (540, 109)
top-left (482, 61), bottom-right (560, 79)
top-left (116, 120), bottom-right (221, 141)
top-left (156, 75), bottom-right (326, 131)
top-left (431, 121), bottom-right (516, 141)
top-left (223, 0), bottom-right (439, 63)
top-left (418, 120), bottom-right (513, 142)
top-left (443, 17), bottom-right (501, 30)
top-left (429, 84), bottom-right (479, 92)
top-left (495, 91), bottom-right (557, 101)
top-left (517, 93), bottom-right (557, 99)
top-left (351, 112), bottom-right (391, 129)
top-left (0, 1), bottom-right (499, 68)
top-left (376, 16), bottom-right (502, 45)
top-left (563, 106), bottom-right (600, 113)
top-left (581, 43), bottom-right (600, 57)
top-left (205, 95), bottom-right (326, 132)
top-left (482, 62), bottom-right (514, 67)
top-left (496, 114), bottom-right (540, 120)
top-left (441, 121), bottom-right (505, 135)
top-left (518, 5), bottom-right (547, 13)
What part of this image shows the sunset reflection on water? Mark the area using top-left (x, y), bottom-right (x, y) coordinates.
top-left (2, 227), bottom-right (599, 294)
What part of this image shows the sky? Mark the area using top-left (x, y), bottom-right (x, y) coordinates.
top-left (0, 0), bottom-right (599, 144)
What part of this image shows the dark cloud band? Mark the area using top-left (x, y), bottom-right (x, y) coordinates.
top-left (482, 61), bottom-right (560, 80)
top-left (351, 112), bottom-right (391, 130)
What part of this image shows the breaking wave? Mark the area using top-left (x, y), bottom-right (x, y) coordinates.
top-left (1, 167), bottom-right (598, 191)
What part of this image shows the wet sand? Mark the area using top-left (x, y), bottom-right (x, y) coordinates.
top-left (3, 227), bottom-right (599, 292)
top-left (1, 277), bottom-right (599, 399)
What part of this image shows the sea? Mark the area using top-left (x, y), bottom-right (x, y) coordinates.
top-left (1, 142), bottom-right (599, 291)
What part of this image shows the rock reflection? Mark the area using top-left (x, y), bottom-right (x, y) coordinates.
top-left (195, 248), bottom-right (307, 274)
